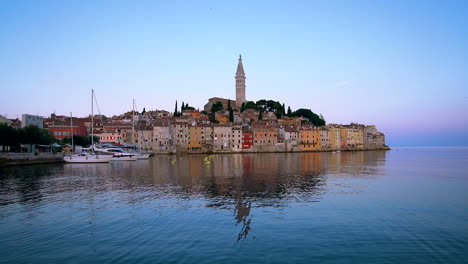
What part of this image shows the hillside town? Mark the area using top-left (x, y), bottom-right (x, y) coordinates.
top-left (0, 55), bottom-right (388, 154)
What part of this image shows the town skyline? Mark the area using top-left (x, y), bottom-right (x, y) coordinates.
top-left (1, 1), bottom-right (467, 147)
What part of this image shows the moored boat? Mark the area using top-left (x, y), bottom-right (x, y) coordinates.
top-left (63, 152), bottom-right (113, 163)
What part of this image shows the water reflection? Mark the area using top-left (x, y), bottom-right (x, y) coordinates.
top-left (0, 151), bottom-right (387, 241)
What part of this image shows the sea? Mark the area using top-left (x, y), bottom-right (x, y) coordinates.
top-left (0, 147), bottom-right (467, 263)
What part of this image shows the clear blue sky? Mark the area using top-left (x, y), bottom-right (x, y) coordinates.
top-left (1, 0), bottom-right (467, 146)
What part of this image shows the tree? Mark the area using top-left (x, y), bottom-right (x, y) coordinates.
top-left (282, 103), bottom-right (286, 115)
top-left (181, 101), bottom-right (185, 113)
top-left (211, 101), bottom-right (223, 113)
top-left (291, 109), bottom-right (326, 126)
top-left (228, 100), bottom-right (234, 122)
top-left (287, 106), bottom-right (292, 117)
top-left (244, 101), bottom-right (257, 110)
top-left (241, 102), bottom-right (246, 112)
top-left (258, 110), bottom-right (263, 121)
top-left (142, 107), bottom-right (146, 114)
top-left (174, 101), bottom-right (178, 117)
top-left (0, 124), bottom-right (19, 150)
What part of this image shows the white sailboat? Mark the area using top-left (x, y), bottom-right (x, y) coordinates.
top-left (64, 151), bottom-right (113, 163)
top-left (63, 107), bottom-right (112, 163)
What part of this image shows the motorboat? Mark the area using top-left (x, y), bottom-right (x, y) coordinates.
top-left (92, 146), bottom-right (138, 161)
top-left (63, 152), bottom-right (113, 163)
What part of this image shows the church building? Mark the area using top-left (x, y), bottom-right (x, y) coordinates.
top-left (204, 55), bottom-right (247, 111)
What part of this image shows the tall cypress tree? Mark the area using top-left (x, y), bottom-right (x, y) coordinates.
top-left (287, 106), bottom-right (292, 117)
top-left (258, 110), bottom-right (263, 121)
top-left (174, 101), bottom-right (178, 117)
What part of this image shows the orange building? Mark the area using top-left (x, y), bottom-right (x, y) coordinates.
top-left (187, 125), bottom-right (203, 152)
top-left (299, 127), bottom-right (321, 151)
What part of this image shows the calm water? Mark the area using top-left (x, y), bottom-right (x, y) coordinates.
top-left (0, 148), bottom-right (467, 263)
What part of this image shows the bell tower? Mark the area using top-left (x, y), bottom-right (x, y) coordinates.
top-left (235, 55), bottom-right (246, 108)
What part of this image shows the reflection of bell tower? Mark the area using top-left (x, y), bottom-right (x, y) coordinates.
top-left (235, 55), bottom-right (246, 108)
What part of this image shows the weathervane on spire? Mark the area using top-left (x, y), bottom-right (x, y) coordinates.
top-left (239, 54), bottom-right (242, 59)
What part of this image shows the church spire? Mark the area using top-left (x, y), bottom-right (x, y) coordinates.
top-left (236, 54), bottom-right (245, 76)
top-left (235, 55), bottom-right (246, 108)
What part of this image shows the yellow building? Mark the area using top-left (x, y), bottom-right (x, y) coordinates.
top-left (327, 125), bottom-right (341, 150)
top-left (340, 124), bottom-right (364, 149)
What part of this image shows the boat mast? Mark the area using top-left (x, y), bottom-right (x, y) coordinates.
top-left (91, 90), bottom-right (94, 146)
top-left (132, 99), bottom-right (135, 147)
top-left (70, 112), bottom-right (74, 153)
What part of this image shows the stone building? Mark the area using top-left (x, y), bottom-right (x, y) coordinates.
top-left (213, 124), bottom-right (232, 152)
top-left (364, 125), bottom-right (386, 149)
top-left (153, 124), bottom-right (174, 153)
top-left (231, 126), bottom-right (243, 152)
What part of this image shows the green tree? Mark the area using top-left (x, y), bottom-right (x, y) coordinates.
top-left (287, 106), bottom-right (292, 117)
top-left (244, 101), bottom-right (257, 110)
top-left (258, 110), bottom-right (263, 121)
top-left (0, 124), bottom-right (19, 150)
top-left (291, 109), bottom-right (326, 126)
top-left (228, 100), bottom-right (234, 122)
top-left (174, 101), bottom-right (178, 117)
top-left (211, 101), bottom-right (223, 113)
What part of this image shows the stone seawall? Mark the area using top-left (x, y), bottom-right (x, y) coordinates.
top-left (0, 153), bottom-right (64, 167)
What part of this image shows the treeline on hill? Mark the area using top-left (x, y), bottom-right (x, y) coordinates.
top-left (173, 101), bottom-right (196, 117)
top-left (0, 125), bottom-right (55, 151)
top-left (171, 99), bottom-right (325, 126)
top-left (241, 99), bottom-right (326, 126)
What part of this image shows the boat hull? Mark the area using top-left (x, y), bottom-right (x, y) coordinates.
top-left (63, 154), bottom-right (112, 163)
top-left (111, 155), bottom-right (138, 161)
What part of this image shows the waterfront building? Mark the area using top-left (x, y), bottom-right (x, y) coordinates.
top-left (320, 128), bottom-right (331, 150)
top-left (364, 125), bottom-right (386, 149)
top-left (253, 125), bottom-right (279, 152)
top-left (299, 127), bottom-right (321, 151)
top-left (135, 128), bottom-right (153, 151)
top-left (201, 125), bottom-right (214, 152)
top-left (187, 125), bottom-right (203, 152)
top-left (173, 122), bottom-right (189, 152)
top-left (213, 124), bottom-right (232, 152)
top-left (326, 125), bottom-right (341, 150)
top-left (341, 124), bottom-right (364, 149)
top-left (153, 124), bottom-right (174, 153)
top-left (98, 131), bottom-right (127, 145)
top-left (21, 114), bottom-right (43, 128)
top-left (231, 126), bottom-right (243, 152)
top-left (242, 130), bottom-right (253, 150)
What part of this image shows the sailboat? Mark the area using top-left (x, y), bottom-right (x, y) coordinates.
top-left (63, 91), bottom-right (113, 163)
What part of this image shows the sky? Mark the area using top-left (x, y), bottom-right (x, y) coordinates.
top-left (1, 0), bottom-right (467, 146)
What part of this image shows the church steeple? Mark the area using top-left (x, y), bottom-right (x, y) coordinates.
top-left (235, 55), bottom-right (246, 108)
